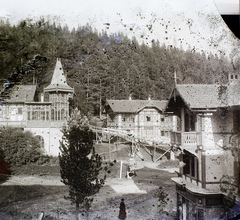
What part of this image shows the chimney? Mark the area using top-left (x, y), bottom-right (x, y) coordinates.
top-left (228, 73), bottom-right (239, 84)
top-left (41, 93), bottom-right (44, 102)
top-left (129, 94), bottom-right (132, 100)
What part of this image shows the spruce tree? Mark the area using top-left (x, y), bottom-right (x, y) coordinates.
top-left (59, 109), bottom-right (106, 219)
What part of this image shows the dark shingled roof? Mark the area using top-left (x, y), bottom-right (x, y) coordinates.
top-left (175, 84), bottom-right (226, 109)
top-left (6, 85), bottom-right (37, 102)
top-left (171, 82), bottom-right (240, 110)
top-left (106, 99), bottom-right (168, 113)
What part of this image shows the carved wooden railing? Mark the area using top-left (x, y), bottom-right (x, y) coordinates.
top-left (182, 132), bottom-right (198, 147)
top-left (171, 131), bottom-right (199, 148)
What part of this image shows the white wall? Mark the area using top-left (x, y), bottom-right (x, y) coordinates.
top-left (201, 111), bottom-right (234, 150)
top-left (25, 127), bottom-right (63, 156)
top-left (204, 149), bottom-right (234, 189)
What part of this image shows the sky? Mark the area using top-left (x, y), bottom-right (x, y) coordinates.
top-left (0, 0), bottom-right (239, 59)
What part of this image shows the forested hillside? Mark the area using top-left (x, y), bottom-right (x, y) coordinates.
top-left (0, 19), bottom-right (235, 115)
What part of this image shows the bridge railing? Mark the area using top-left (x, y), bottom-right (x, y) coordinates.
top-left (90, 126), bottom-right (170, 146)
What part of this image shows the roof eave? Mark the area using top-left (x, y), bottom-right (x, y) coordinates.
top-left (44, 88), bottom-right (74, 93)
top-left (191, 108), bottom-right (218, 113)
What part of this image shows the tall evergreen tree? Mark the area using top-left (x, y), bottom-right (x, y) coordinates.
top-left (59, 109), bottom-right (106, 219)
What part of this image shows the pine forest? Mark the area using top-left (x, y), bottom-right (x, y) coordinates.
top-left (0, 19), bottom-right (235, 116)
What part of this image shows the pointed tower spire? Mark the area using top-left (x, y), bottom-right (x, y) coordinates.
top-left (44, 58), bottom-right (74, 93)
top-left (174, 70), bottom-right (177, 87)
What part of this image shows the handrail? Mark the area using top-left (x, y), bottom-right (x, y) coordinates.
top-left (90, 126), bottom-right (170, 146)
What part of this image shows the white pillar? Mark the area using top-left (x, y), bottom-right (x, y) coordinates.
top-left (118, 114), bottom-right (122, 129)
top-left (120, 160), bottom-right (123, 179)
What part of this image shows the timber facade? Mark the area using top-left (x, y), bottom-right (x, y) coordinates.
top-left (105, 97), bottom-right (179, 143)
top-left (167, 73), bottom-right (240, 219)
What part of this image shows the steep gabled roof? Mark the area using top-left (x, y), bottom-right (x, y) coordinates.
top-left (174, 84), bottom-right (226, 109)
top-left (6, 85), bottom-right (37, 102)
top-left (44, 58), bottom-right (74, 93)
top-left (106, 99), bottom-right (168, 113)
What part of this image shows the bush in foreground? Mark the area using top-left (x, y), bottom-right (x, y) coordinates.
top-left (0, 127), bottom-right (44, 174)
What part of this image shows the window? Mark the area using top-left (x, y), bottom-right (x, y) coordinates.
top-left (32, 111), bottom-right (37, 120)
top-left (46, 111), bottom-right (49, 120)
top-left (185, 112), bottom-right (196, 132)
top-left (51, 109), bottom-right (55, 120)
top-left (61, 109), bottom-right (65, 120)
top-left (18, 107), bottom-right (22, 114)
top-left (41, 111), bottom-right (45, 120)
top-left (183, 150), bottom-right (198, 179)
top-left (28, 111), bottom-right (31, 120)
top-left (197, 209), bottom-right (204, 220)
top-left (161, 118), bottom-right (165, 122)
top-left (233, 110), bottom-right (240, 132)
top-left (58, 110), bottom-right (61, 120)
top-left (146, 116), bottom-right (151, 121)
top-left (122, 117), bottom-right (126, 122)
top-left (35, 135), bottom-right (44, 149)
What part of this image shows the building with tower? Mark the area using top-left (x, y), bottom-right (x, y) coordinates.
top-left (0, 58), bottom-right (74, 156)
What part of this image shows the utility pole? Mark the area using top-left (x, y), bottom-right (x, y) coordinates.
top-left (99, 78), bottom-right (102, 120)
top-left (87, 70), bottom-right (90, 102)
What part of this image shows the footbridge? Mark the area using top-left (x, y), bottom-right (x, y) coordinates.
top-left (90, 126), bottom-right (175, 163)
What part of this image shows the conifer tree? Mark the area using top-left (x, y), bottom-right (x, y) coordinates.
top-left (59, 109), bottom-right (106, 219)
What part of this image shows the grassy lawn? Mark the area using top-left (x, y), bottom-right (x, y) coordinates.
top-left (0, 167), bottom-right (178, 219)
top-left (0, 144), bottom-right (178, 219)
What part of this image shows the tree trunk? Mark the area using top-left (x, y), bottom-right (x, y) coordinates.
top-left (76, 204), bottom-right (80, 220)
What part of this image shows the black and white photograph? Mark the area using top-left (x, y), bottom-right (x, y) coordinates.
top-left (0, 0), bottom-right (239, 219)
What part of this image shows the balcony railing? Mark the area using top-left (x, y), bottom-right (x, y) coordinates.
top-left (171, 131), bottom-right (200, 148)
top-left (0, 121), bottom-right (26, 128)
top-left (182, 132), bottom-right (198, 147)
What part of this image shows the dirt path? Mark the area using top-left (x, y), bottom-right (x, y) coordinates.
top-left (2, 175), bottom-right (64, 186)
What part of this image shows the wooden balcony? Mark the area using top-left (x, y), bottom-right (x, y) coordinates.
top-left (171, 131), bottom-right (200, 148)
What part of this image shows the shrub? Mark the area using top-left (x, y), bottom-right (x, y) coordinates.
top-left (0, 127), bottom-right (44, 172)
